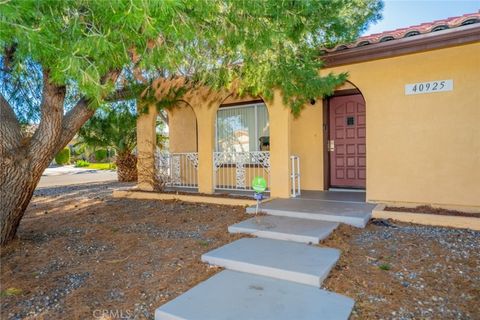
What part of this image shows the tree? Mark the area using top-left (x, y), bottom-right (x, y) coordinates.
top-left (0, 0), bottom-right (382, 245)
top-left (76, 102), bottom-right (165, 182)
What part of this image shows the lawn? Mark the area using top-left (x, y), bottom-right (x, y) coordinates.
top-left (74, 161), bottom-right (116, 170)
top-left (86, 163), bottom-right (116, 170)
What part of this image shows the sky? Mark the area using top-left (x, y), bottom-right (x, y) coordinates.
top-left (362, 0), bottom-right (480, 35)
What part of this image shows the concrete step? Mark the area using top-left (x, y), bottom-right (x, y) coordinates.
top-left (228, 216), bottom-right (338, 244)
top-left (201, 238), bottom-right (339, 287)
top-left (155, 270), bottom-right (354, 320)
top-left (247, 199), bottom-right (375, 228)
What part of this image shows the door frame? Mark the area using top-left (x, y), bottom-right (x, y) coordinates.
top-left (323, 88), bottom-right (364, 190)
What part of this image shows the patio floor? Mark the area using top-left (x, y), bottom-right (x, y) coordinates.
top-left (299, 190), bottom-right (366, 203)
top-left (165, 188), bottom-right (365, 201)
top-left (247, 190), bottom-right (375, 227)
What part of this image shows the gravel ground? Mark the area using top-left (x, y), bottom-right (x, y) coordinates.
top-left (322, 219), bottom-right (480, 320)
top-left (0, 182), bottom-right (247, 320)
top-left (2, 182), bottom-right (478, 319)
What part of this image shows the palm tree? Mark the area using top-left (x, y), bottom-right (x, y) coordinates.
top-left (77, 102), bottom-right (165, 182)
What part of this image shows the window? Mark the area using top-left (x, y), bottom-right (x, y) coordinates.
top-left (216, 102), bottom-right (269, 152)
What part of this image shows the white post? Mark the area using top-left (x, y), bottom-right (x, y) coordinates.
top-left (297, 156), bottom-right (301, 196)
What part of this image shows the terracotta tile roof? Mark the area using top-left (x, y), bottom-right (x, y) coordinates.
top-left (325, 11), bottom-right (480, 52)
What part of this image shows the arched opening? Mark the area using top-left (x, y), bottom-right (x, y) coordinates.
top-left (213, 98), bottom-right (271, 192)
top-left (325, 80), bottom-right (366, 190)
top-left (165, 102), bottom-right (198, 153)
top-left (158, 102), bottom-right (199, 188)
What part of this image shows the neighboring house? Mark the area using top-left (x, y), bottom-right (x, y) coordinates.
top-left (135, 12), bottom-right (480, 211)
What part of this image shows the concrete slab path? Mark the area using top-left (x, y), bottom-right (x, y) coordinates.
top-left (228, 215), bottom-right (338, 244)
top-left (299, 190), bottom-right (366, 203)
top-left (248, 198), bottom-right (375, 227)
top-left (202, 238), bottom-right (339, 287)
top-left (155, 270), bottom-right (354, 320)
top-left (154, 191), bottom-right (371, 319)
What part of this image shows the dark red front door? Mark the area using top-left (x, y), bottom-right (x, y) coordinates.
top-left (329, 94), bottom-right (366, 188)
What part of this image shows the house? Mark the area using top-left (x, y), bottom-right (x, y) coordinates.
top-left (135, 12), bottom-right (480, 211)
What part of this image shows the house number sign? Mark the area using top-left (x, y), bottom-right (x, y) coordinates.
top-left (405, 79), bottom-right (453, 95)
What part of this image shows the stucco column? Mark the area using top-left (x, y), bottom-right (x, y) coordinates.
top-left (266, 91), bottom-right (292, 198)
top-left (194, 102), bottom-right (217, 194)
top-left (136, 104), bottom-right (158, 191)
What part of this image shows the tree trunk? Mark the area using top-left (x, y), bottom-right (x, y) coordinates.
top-left (0, 159), bottom-right (44, 244)
top-left (116, 153), bottom-right (138, 182)
top-left (0, 68), bottom-right (122, 246)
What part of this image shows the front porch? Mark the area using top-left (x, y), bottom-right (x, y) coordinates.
top-left (247, 190), bottom-right (375, 228)
top-left (136, 92), bottom-right (302, 199)
top-left (154, 151), bottom-right (301, 198)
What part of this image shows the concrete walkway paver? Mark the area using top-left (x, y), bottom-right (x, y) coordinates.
top-left (247, 198), bottom-right (374, 227)
top-left (155, 270), bottom-right (354, 320)
top-left (155, 191), bottom-right (375, 320)
top-left (228, 215), bottom-right (338, 243)
top-left (202, 238), bottom-right (339, 287)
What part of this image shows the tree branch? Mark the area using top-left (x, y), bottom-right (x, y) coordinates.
top-left (53, 97), bottom-right (94, 155)
top-left (103, 80), bottom-right (150, 103)
top-left (0, 93), bottom-right (23, 156)
top-left (2, 44), bottom-right (17, 72)
top-left (53, 69), bottom-right (123, 154)
top-left (29, 70), bottom-right (66, 158)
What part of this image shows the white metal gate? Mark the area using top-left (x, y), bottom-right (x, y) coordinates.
top-left (213, 151), bottom-right (270, 191)
top-left (155, 152), bottom-right (198, 188)
top-left (290, 155), bottom-right (301, 197)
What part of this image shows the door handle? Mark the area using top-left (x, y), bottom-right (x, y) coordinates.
top-left (328, 140), bottom-right (335, 152)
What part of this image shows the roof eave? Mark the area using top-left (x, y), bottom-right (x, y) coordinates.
top-left (323, 23), bottom-right (480, 68)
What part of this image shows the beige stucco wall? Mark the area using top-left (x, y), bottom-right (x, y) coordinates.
top-left (136, 104), bottom-right (158, 191)
top-left (324, 42), bottom-right (480, 208)
top-left (138, 42), bottom-right (480, 208)
top-left (291, 101), bottom-right (325, 191)
top-left (144, 92), bottom-right (292, 197)
top-left (167, 102), bottom-right (197, 153)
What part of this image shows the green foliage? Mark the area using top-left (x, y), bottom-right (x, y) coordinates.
top-left (89, 163), bottom-right (116, 170)
top-left (54, 148), bottom-right (71, 165)
top-left (74, 160), bottom-right (115, 170)
top-left (71, 144), bottom-right (86, 157)
top-left (1, 0), bottom-right (382, 117)
top-left (197, 240), bottom-right (210, 247)
top-left (0, 288), bottom-right (23, 297)
top-left (77, 102), bottom-right (146, 155)
top-left (74, 160), bottom-right (90, 167)
top-left (379, 263), bottom-right (391, 271)
top-left (94, 149), bottom-right (108, 162)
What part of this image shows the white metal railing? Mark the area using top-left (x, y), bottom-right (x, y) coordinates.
top-left (290, 155), bottom-right (301, 197)
top-left (214, 151), bottom-right (270, 191)
top-left (155, 152), bottom-right (198, 188)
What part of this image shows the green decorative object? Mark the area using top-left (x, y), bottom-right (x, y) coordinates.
top-left (54, 147), bottom-right (70, 165)
top-left (252, 176), bottom-right (267, 193)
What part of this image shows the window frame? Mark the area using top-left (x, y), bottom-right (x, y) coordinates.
top-left (215, 101), bottom-right (269, 153)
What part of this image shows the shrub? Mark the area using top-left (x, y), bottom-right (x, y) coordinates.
top-left (94, 149), bottom-right (108, 162)
top-left (379, 263), bottom-right (391, 271)
top-left (74, 160), bottom-right (90, 168)
top-left (54, 148), bottom-right (70, 165)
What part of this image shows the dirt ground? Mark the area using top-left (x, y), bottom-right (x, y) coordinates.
top-left (322, 220), bottom-right (480, 320)
top-left (1, 183), bottom-right (479, 320)
top-left (385, 205), bottom-right (480, 218)
top-left (1, 182), bottom-right (248, 320)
